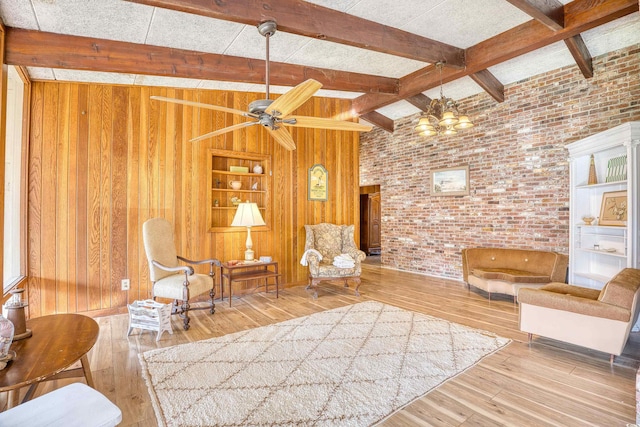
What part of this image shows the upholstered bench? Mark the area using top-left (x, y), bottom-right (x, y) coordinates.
top-left (461, 248), bottom-right (568, 302)
top-left (0, 382), bottom-right (122, 426)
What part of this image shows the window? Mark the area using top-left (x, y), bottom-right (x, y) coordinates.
top-left (3, 65), bottom-right (28, 292)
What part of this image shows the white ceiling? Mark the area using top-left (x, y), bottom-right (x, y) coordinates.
top-left (1, 0), bottom-right (639, 120)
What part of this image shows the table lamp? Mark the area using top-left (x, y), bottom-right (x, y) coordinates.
top-left (231, 202), bottom-right (266, 261)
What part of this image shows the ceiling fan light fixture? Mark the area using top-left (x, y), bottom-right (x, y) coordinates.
top-left (414, 62), bottom-right (474, 138)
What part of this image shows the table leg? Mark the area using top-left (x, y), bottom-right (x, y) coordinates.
top-left (229, 277), bottom-right (233, 307)
top-left (81, 354), bottom-right (95, 388)
top-left (7, 388), bottom-right (19, 409)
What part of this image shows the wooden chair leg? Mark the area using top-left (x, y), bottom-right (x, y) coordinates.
top-left (353, 278), bottom-right (362, 296)
top-left (610, 354), bottom-right (615, 364)
top-left (527, 333), bottom-right (532, 344)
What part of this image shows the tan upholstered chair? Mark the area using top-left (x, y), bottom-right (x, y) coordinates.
top-left (519, 268), bottom-right (640, 363)
top-left (303, 223), bottom-right (366, 296)
top-left (142, 218), bottom-right (221, 330)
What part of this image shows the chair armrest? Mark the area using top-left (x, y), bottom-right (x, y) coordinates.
top-left (345, 249), bottom-right (366, 264)
top-left (306, 253), bottom-right (322, 268)
top-left (152, 260), bottom-right (194, 276)
top-left (177, 256), bottom-right (222, 267)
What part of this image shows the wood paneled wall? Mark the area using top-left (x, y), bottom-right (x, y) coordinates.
top-left (26, 82), bottom-right (361, 317)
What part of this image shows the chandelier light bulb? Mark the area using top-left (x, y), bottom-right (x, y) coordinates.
top-left (443, 126), bottom-right (457, 136)
top-left (455, 115), bottom-right (474, 129)
top-left (439, 110), bottom-right (459, 126)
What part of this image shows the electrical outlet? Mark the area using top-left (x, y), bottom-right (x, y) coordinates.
top-left (121, 279), bottom-right (130, 291)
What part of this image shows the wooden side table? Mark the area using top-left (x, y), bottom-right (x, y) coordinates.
top-left (0, 313), bottom-right (99, 409)
top-left (221, 261), bottom-right (281, 306)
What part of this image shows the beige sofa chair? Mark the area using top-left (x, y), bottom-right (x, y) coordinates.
top-left (302, 223), bottom-right (366, 296)
top-left (143, 218), bottom-right (221, 330)
top-left (519, 268), bottom-right (640, 362)
top-left (462, 248), bottom-right (568, 302)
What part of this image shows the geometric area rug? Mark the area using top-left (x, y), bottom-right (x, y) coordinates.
top-left (139, 301), bottom-right (510, 427)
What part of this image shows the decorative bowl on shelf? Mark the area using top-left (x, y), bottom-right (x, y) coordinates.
top-left (582, 216), bottom-right (595, 225)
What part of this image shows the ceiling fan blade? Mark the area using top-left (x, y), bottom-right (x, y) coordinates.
top-left (283, 116), bottom-right (373, 132)
top-left (190, 121), bottom-right (259, 143)
top-left (265, 79), bottom-right (323, 118)
top-left (265, 127), bottom-right (296, 151)
top-left (151, 96), bottom-right (252, 117)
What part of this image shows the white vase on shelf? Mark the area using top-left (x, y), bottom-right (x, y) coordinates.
top-left (253, 164), bottom-right (263, 174)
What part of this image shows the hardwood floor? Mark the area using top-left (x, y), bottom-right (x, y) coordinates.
top-left (11, 264), bottom-right (640, 426)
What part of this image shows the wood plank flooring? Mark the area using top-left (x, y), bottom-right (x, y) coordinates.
top-left (8, 263), bottom-right (640, 426)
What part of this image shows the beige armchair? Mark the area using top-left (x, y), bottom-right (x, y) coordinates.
top-left (303, 223), bottom-right (366, 296)
top-left (142, 218), bottom-right (221, 330)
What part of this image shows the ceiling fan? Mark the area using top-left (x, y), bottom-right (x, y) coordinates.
top-left (151, 21), bottom-right (372, 151)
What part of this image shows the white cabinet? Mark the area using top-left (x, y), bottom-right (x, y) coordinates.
top-left (567, 122), bottom-right (640, 289)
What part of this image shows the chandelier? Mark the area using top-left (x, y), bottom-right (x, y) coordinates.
top-left (414, 62), bottom-right (474, 137)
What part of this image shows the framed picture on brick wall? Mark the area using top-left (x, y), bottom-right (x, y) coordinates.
top-left (431, 165), bottom-right (469, 196)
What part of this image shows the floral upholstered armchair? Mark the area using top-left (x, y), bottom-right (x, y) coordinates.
top-left (302, 223), bottom-right (366, 296)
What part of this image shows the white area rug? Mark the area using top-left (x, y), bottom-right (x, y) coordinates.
top-left (139, 301), bottom-right (510, 426)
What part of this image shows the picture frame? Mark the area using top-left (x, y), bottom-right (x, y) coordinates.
top-left (308, 164), bottom-right (328, 201)
top-left (599, 190), bottom-right (627, 226)
top-left (431, 165), bottom-right (469, 196)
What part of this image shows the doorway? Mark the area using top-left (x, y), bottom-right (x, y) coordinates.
top-left (359, 185), bottom-right (381, 257)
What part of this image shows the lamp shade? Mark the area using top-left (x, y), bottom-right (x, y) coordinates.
top-left (231, 202), bottom-right (266, 227)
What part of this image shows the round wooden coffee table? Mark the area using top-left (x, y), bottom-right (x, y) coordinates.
top-left (0, 313), bottom-right (99, 409)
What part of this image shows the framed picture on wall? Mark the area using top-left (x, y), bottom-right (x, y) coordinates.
top-left (431, 165), bottom-right (469, 196)
top-left (599, 190), bottom-right (627, 226)
top-left (308, 164), bottom-right (328, 201)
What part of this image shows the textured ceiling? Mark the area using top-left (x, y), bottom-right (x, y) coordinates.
top-left (1, 0), bottom-right (639, 120)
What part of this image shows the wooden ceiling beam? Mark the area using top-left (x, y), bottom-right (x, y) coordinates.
top-left (505, 0), bottom-right (565, 31)
top-left (353, 0), bottom-right (638, 114)
top-left (4, 28), bottom-right (398, 94)
top-left (125, 0), bottom-right (465, 68)
top-left (564, 35), bottom-right (593, 78)
top-left (470, 69), bottom-right (504, 103)
top-left (360, 111), bottom-right (394, 133)
top-left (404, 94), bottom-right (432, 112)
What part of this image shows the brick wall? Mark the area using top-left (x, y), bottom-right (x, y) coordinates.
top-left (360, 44), bottom-right (640, 280)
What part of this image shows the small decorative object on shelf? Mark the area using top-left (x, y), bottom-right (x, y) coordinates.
top-left (251, 182), bottom-right (258, 190)
top-left (230, 166), bottom-right (249, 173)
top-left (127, 299), bottom-right (173, 342)
top-left (606, 154), bottom-right (627, 182)
top-left (229, 180), bottom-right (242, 190)
top-left (231, 196), bottom-right (241, 206)
top-left (588, 154), bottom-right (598, 185)
top-left (253, 164), bottom-right (263, 174)
top-left (214, 199), bottom-right (219, 207)
top-left (4, 288), bottom-right (32, 341)
top-left (582, 216), bottom-right (595, 225)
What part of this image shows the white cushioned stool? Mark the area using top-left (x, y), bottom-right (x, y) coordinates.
top-left (0, 382), bottom-right (122, 426)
